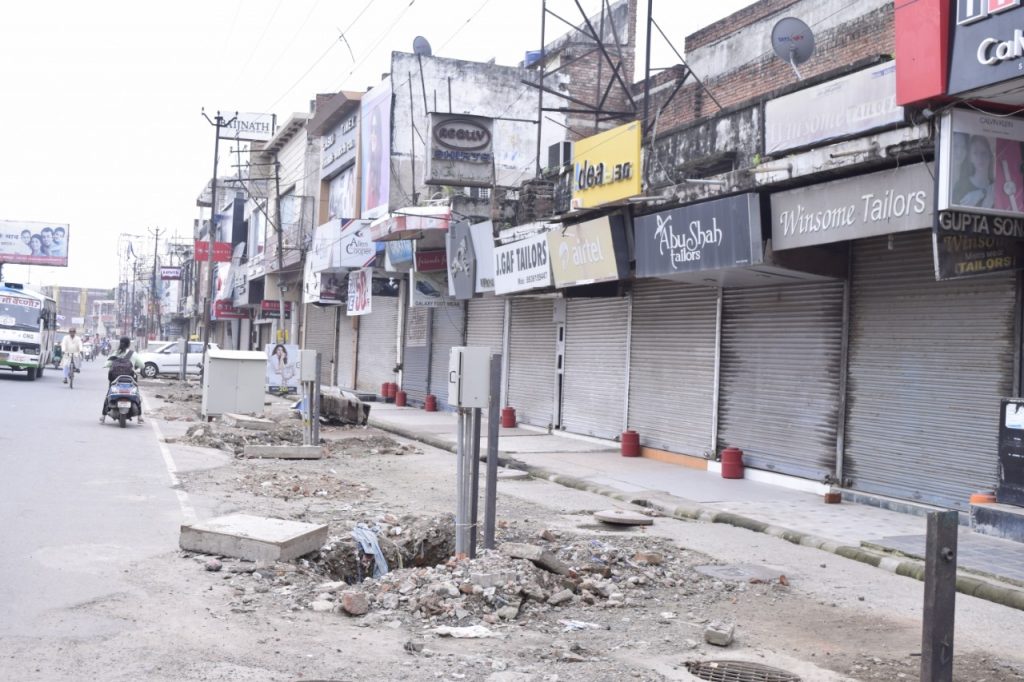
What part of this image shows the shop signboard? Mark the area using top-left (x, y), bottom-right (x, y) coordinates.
top-left (937, 108), bottom-right (1024, 220)
top-left (765, 62), bottom-right (902, 154)
top-left (309, 219), bottom-right (375, 273)
top-left (634, 194), bottom-right (761, 278)
top-left (321, 110), bottom-right (359, 180)
top-left (469, 221), bottom-right (495, 293)
top-left (385, 240), bottom-right (414, 272)
top-left (302, 257), bottom-right (345, 305)
top-left (771, 163), bottom-right (933, 250)
top-left (411, 268), bottom-right (458, 307)
top-left (933, 209), bottom-right (1024, 279)
top-left (424, 113), bottom-right (495, 187)
top-left (571, 121), bottom-right (641, 209)
top-left (414, 249), bottom-right (448, 272)
top-left (260, 300), bottom-right (293, 319)
top-left (220, 112), bottom-right (276, 142)
top-left (446, 221), bottom-right (476, 300)
top-left (948, 1), bottom-right (1024, 97)
top-left (194, 239), bottom-right (232, 262)
top-left (547, 215), bottom-right (629, 288)
top-left (493, 232), bottom-right (552, 295)
top-left (360, 81), bottom-right (392, 220)
top-left (0, 220), bottom-right (71, 267)
top-left (213, 300), bottom-right (248, 320)
top-left (346, 267), bottom-right (372, 316)
top-left (327, 166), bottom-right (358, 220)
top-left (160, 266), bottom-right (182, 280)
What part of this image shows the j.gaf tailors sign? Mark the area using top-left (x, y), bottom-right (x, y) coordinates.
top-left (633, 194), bottom-right (761, 278)
top-left (493, 232), bottom-right (551, 295)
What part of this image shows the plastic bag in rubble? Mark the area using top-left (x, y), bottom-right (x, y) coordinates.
top-left (351, 525), bottom-right (389, 578)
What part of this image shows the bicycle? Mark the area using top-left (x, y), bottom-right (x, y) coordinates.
top-left (67, 354), bottom-right (79, 389)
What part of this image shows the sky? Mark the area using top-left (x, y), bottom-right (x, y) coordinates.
top-left (0, 0), bottom-right (753, 290)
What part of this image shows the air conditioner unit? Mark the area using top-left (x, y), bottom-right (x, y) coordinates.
top-left (548, 141), bottom-right (572, 170)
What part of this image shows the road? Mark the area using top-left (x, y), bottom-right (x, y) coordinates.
top-left (0, 359), bottom-right (181, 639)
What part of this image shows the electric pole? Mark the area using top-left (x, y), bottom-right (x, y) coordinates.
top-left (149, 226), bottom-right (165, 341)
top-left (200, 110), bottom-right (237, 361)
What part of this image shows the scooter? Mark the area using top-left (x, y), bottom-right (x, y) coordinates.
top-left (103, 375), bottom-right (142, 428)
top-left (51, 346), bottom-right (62, 370)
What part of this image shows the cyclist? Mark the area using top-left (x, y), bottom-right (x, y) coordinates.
top-left (101, 336), bottom-right (146, 424)
top-left (60, 328), bottom-right (83, 384)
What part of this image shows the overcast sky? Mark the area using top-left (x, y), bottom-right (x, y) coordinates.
top-left (0, 0), bottom-right (752, 290)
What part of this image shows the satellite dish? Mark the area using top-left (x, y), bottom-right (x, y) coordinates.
top-left (771, 17), bottom-right (815, 80)
top-left (413, 36), bottom-right (433, 57)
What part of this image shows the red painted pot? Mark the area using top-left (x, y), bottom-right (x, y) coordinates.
top-left (501, 406), bottom-right (517, 428)
top-left (621, 430), bottom-right (640, 457)
top-left (721, 447), bottom-right (744, 479)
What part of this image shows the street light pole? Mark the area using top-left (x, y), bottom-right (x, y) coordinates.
top-left (200, 110), bottom-right (237, 362)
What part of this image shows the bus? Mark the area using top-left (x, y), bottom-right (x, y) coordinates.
top-left (0, 284), bottom-right (58, 380)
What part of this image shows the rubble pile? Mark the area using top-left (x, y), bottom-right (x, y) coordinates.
top-left (232, 469), bottom-right (370, 501)
top-left (177, 422), bottom-right (306, 455)
top-left (323, 435), bottom-right (419, 457)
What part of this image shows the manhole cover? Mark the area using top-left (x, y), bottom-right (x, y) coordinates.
top-left (695, 564), bottom-right (786, 583)
top-left (685, 659), bottom-right (801, 682)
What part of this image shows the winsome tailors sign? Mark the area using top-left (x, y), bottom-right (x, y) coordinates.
top-left (634, 194), bottom-right (761, 278)
top-left (493, 232), bottom-right (552, 295)
top-left (571, 121), bottom-right (641, 210)
top-left (771, 164), bottom-right (933, 250)
top-left (933, 209), bottom-right (1024, 279)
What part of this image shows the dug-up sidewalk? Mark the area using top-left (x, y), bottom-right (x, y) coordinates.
top-left (366, 401), bottom-right (1024, 612)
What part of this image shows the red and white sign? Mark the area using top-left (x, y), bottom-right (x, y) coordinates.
top-left (194, 240), bottom-right (233, 262)
top-left (213, 300), bottom-right (247, 320)
top-left (414, 249), bottom-right (447, 272)
top-left (368, 206), bottom-right (451, 242)
top-left (260, 300), bottom-right (293, 319)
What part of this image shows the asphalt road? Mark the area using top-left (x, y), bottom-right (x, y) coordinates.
top-left (0, 359), bottom-right (182, 638)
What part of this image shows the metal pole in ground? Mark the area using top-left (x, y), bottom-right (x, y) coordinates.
top-left (469, 406), bottom-right (482, 558)
top-left (455, 408), bottom-right (466, 556)
top-left (920, 510), bottom-right (958, 682)
top-left (483, 353), bottom-right (501, 549)
top-left (312, 352), bottom-right (321, 446)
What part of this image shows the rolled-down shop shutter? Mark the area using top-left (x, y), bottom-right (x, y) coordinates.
top-left (717, 281), bottom-right (844, 480)
top-left (627, 280), bottom-right (718, 456)
top-left (466, 296), bottom-right (506, 355)
top-left (303, 304), bottom-right (337, 386)
top-left (336, 313), bottom-right (357, 389)
top-left (356, 290), bottom-right (400, 393)
top-left (506, 298), bottom-right (557, 428)
top-left (561, 296), bottom-right (629, 439)
top-left (402, 306), bottom-right (431, 405)
top-left (429, 303), bottom-right (466, 409)
top-left (844, 231), bottom-right (1016, 510)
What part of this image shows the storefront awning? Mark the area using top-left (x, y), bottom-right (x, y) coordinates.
top-left (369, 206), bottom-right (451, 242)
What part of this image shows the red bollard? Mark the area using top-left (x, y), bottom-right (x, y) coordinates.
top-left (720, 447), bottom-right (744, 479)
top-left (621, 430), bottom-right (640, 457)
top-left (424, 394), bottom-right (437, 412)
top-left (395, 390), bottom-right (407, 407)
top-left (385, 382), bottom-right (397, 402)
top-left (500, 406), bottom-right (517, 428)
top-left (380, 382), bottom-right (390, 399)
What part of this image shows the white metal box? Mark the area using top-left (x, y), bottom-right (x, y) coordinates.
top-left (298, 349), bottom-right (318, 382)
top-left (448, 346), bottom-right (492, 408)
top-left (202, 349), bottom-right (268, 418)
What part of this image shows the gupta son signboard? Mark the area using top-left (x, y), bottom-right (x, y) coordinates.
top-left (424, 113), bottom-right (494, 188)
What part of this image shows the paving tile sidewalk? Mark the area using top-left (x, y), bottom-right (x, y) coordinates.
top-left (366, 401), bottom-right (1024, 610)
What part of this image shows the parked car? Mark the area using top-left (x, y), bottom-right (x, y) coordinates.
top-left (136, 341), bottom-right (218, 378)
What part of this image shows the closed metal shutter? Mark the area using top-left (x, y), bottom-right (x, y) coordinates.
top-left (718, 282), bottom-right (844, 479)
top-left (844, 231), bottom-right (1016, 509)
top-left (507, 298), bottom-right (557, 427)
top-left (429, 303), bottom-right (466, 409)
top-left (336, 313), bottom-right (357, 389)
top-left (304, 304), bottom-right (337, 385)
top-left (466, 296), bottom-right (505, 354)
top-left (402, 306), bottom-right (431, 405)
top-left (356, 292), bottom-right (400, 393)
top-left (561, 297), bottom-right (629, 439)
top-left (627, 280), bottom-right (718, 456)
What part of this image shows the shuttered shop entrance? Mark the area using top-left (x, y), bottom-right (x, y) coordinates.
top-left (844, 231), bottom-right (1016, 510)
top-left (718, 282), bottom-right (844, 480)
top-left (402, 306), bottom-right (431, 405)
top-left (507, 298), bottom-right (557, 428)
top-left (627, 281), bottom-right (718, 456)
top-left (429, 304), bottom-right (466, 410)
top-left (356, 292), bottom-right (400, 393)
top-left (561, 297), bottom-right (629, 439)
top-left (304, 304), bottom-right (337, 385)
top-left (466, 297), bottom-right (505, 354)
top-left (336, 314), bottom-right (357, 389)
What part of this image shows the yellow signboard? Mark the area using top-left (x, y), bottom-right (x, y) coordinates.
top-left (571, 121), bottom-right (642, 209)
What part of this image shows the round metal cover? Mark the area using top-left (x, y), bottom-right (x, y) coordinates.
top-left (593, 509), bottom-right (654, 526)
top-left (685, 659), bottom-right (801, 682)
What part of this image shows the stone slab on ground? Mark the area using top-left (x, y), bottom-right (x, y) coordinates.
top-left (243, 444), bottom-right (325, 459)
top-left (179, 513), bottom-right (328, 562)
top-left (695, 563), bottom-right (788, 584)
top-left (870, 531), bottom-right (1024, 585)
top-left (222, 412), bottom-right (274, 430)
top-left (593, 509), bottom-right (654, 526)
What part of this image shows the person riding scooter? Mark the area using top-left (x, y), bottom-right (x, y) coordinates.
top-left (101, 336), bottom-right (146, 424)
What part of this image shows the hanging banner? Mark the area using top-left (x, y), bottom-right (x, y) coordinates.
top-left (346, 267), bottom-right (373, 316)
top-left (194, 239), bottom-right (233, 262)
top-left (447, 221), bottom-right (477, 300)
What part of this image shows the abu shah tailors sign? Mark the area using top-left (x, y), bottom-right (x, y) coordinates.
top-left (771, 163), bottom-right (933, 250)
top-left (937, 108), bottom-right (1024, 219)
top-left (493, 232), bottom-right (552, 295)
top-left (571, 121), bottom-right (641, 209)
top-left (634, 194), bottom-right (760, 278)
top-left (547, 215), bottom-right (629, 288)
top-left (948, 0), bottom-right (1024, 97)
top-left (424, 114), bottom-right (494, 188)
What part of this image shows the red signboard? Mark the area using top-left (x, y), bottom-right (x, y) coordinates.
top-left (260, 300), bottom-right (293, 319)
top-left (894, 0), bottom-right (950, 106)
top-left (213, 300), bottom-right (247, 320)
top-left (194, 239), bottom-right (233, 262)
top-left (415, 249), bottom-right (448, 272)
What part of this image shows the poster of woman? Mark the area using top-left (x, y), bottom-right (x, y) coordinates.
top-left (360, 82), bottom-right (392, 220)
top-left (265, 343), bottom-right (300, 395)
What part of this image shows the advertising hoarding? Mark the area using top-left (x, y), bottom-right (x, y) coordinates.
top-left (424, 113), bottom-right (495, 187)
top-left (360, 82), bottom-right (392, 220)
top-left (0, 220), bottom-right (70, 267)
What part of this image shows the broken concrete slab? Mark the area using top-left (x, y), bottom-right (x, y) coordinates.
top-left (242, 444), bottom-right (325, 459)
top-left (221, 412), bottom-right (274, 430)
top-left (704, 620), bottom-right (735, 646)
top-left (321, 390), bottom-right (370, 425)
top-left (179, 513), bottom-right (328, 562)
top-left (500, 542), bottom-right (570, 575)
top-left (593, 509), bottom-right (654, 526)
top-left (695, 563), bottom-right (787, 584)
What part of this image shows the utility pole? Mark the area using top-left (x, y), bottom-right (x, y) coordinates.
top-left (200, 110), bottom-right (237, 361)
top-left (149, 226), bottom-right (165, 341)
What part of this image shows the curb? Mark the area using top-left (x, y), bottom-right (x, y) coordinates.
top-left (368, 417), bottom-right (1024, 613)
